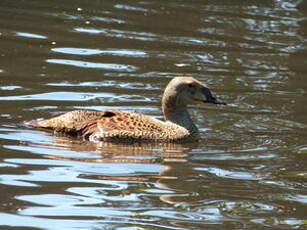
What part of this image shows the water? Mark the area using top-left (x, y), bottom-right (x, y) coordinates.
top-left (0, 0), bottom-right (307, 229)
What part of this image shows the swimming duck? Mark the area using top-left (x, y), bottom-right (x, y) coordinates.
top-left (27, 76), bottom-right (225, 142)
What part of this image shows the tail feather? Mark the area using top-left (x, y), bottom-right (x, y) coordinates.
top-left (24, 120), bottom-right (41, 127)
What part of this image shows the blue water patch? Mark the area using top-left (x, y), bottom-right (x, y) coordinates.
top-left (51, 47), bottom-right (147, 57)
top-left (46, 59), bottom-right (138, 72)
top-left (0, 91), bottom-right (115, 101)
top-left (16, 32), bottom-right (47, 39)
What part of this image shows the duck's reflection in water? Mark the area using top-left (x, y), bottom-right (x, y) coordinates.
top-left (43, 134), bottom-right (190, 163)
top-left (38, 134), bottom-right (199, 205)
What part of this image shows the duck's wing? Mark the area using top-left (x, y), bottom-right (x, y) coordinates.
top-left (91, 111), bottom-right (191, 142)
top-left (82, 110), bottom-right (165, 138)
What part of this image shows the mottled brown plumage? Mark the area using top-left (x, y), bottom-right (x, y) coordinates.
top-left (26, 76), bottom-right (225, 142)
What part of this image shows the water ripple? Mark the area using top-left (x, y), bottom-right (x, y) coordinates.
top-left (51, 47), bottom-right (147, 57)
top-left (16, 32), bottom-right (47, 39)
top-left (114, 4), bottom-right (149, 12)
top-left (92, 16), bottom-right (125, 24)
top-left (0, 92), bottom-right (114, 101)
top-left (74, 27), bottom-right (157, 41)
top-left (46, 59), bottom-right (138, 72)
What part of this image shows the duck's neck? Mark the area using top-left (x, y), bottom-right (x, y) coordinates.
top-left (162, 100), bottom-right (198, 133)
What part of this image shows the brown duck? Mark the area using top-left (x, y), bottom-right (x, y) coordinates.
top-left (26, 76), bottom-right (226, 142)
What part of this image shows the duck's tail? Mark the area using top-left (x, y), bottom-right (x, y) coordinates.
top-left (24, 120), bottom-right (40, 127)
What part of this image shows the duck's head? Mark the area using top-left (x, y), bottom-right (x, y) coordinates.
top-left (162, 76), bottom-right (226, 107)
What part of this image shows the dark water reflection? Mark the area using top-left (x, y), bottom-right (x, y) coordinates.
top-left (0, 0), bottom-right (307, 229)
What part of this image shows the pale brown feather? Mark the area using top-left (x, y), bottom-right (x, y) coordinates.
top-left (26, 109), bottom-right (191, 142)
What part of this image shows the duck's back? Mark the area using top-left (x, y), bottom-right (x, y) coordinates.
top-left (27, 110), bottom-right (191, 142)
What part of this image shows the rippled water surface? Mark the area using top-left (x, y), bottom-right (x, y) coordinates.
top-left (1, 0), bottom-right (307, 229)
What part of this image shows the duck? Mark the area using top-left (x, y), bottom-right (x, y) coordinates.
top-left (26, 76), bottom-right (226, 142)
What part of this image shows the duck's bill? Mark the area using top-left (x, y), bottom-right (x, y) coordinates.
top-left (203, 97), bottom-right (226, 105)
top-left (201, 87), bottom-right (226, 105)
